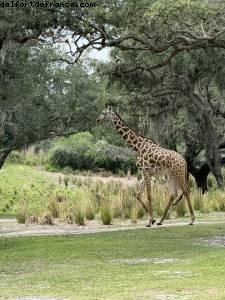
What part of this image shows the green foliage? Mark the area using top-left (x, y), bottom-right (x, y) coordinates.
top-left (101, 207), bottom-right (112, 225)
top-left (176, 201), bottom-right (187, 217)
top-left (74, 208), bottom-right (85, 226)
top-left (130, 207), bottom-right (138, 224)
top-left (3, 164), bottom-right (225, 227)
top-left (85, 205), bottom-right (95, 220)
top-left (48, 132), bottom-right (136, 174)
top-left (193, 192), bottom-right (204, 211)
top-left (47, 196), bottom-right (60, 219)
top-left (16, 201), bottom-right (27, 224)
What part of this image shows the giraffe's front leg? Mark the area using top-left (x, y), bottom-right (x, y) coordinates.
top-left (136, 176), bottom-right (149, 216)
top-left (144, 174), bottom-right (156, 227)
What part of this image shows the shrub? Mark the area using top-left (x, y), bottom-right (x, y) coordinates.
top-left (131, 207), bottom-right (138, 224)
top-left (64, 176), bottom-right (70, 187)
top-left (217, 197), bottom-right (225, 212)
top-left (26, 215), bottom-right (39, 224)
top-left (176, 201), bottom-right (186, 217)
top-left (47, 132), bottom-right (136, 174)
top-left (74, 208), bottom-right (85, 225)
top-left (39, 213), bottom-right (54, 225)
top-left (93, 141), bottom-right (137, 174)
top-left (85, 205), bottom-right (95, 220)
top-left (193, 192), bottom-right (203, 211)
top-left (16, 200), bottom-right (28, 224)
top-left (101, 207), bottom-right (112, 225)
top-left (16, 209), bottom-right (27, 224)
top-left (112, 203), bottom-right (123, 218)
top-left (47, 197), bottom-right (60, 218)
top-left (137, 207), bottom-right (145, 219)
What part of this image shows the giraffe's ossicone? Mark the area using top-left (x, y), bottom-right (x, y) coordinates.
top-left (96, 105), bottom-right (195, 226)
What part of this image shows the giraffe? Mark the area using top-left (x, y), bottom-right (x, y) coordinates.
top-left (96, 105), bottom-right (195, 227)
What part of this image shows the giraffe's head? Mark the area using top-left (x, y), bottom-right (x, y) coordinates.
top-left (96, 105), bottom-right (116, 123)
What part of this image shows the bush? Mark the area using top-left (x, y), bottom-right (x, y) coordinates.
top-left (131, 207), bottom-right (138, 224)
top-left (193, 192), bottom-right (203, 211)
top-left (39, 213), bottom-right (54, 225)
top-left (47, 197), bottom-right (60, 218)
top-left (16, 208), bottom-right (27, 224)
top-left (101, 207), bottom-right (112, 225)
top-left (85, 205), bottom-right (95, 220)
top-left (74, 208), bottom-right (85, 225)
top-left (137, 207), bottom-right (145, 219)
top-left (16, 200), bottom-right (28, 224)
top-left (48, 132), bottom-right (136, 174)
top-left (176, 201), bottom-right (186, 217)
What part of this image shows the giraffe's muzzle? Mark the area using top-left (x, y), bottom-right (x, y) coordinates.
top-left (96, 115), bottom-right (103, 122)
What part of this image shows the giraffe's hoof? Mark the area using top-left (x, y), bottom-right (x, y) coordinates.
top-left (152, 219), bottom-right (156, 225)
top-left (189, 222), bottom-right (194, 225)
top-left (157, 222), bottom-right (162, 226)
top-left (145, 224), bottom-right (151, 228)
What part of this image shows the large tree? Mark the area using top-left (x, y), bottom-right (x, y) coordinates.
top-left (0, 43), bottom-right (98, 167)
top-left (96, 46), bottom-right (225, 192)
top-left (1, 0), bottom-right (225, 172)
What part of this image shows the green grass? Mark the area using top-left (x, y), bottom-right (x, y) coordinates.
top-left (0, 164), bottom-right (90, 221)
top-left (1, 163), bottom-right (225, 225)
top-left (1, 224), bottom-right (225, 299)
top-left (0, 164), bottom-right (51, 217)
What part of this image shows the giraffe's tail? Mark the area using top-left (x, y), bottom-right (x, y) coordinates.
top-left (185, 163), bottom-right (190, 193)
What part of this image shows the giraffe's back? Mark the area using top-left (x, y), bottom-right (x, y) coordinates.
top-left (137, 144), bottom-right (188, 184)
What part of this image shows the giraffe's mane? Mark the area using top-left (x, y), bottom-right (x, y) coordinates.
top-left (114, 111), bottom-right (158, 145)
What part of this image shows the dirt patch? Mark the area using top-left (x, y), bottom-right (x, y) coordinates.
top-left (11, 297), bottom-right (67, 300)
top-left (134, 289), bottom-right (193, 300)
top-left (41, 168), bottom-right (138, 187)
top-left (198, 235), bottom-right (225, 247)
top-left (111, 257), bottom-right (179, 265)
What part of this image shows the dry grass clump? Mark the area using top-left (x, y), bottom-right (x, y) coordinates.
top-left (39, 213), bottom-right (55, 225)
top-left (26, 215), bottom-right (39, 224)
top-left (176, 201), bottom-right (187, 217)
top-left (73, 207), bottom-right (85, 226)
top-left (16, 199), bottom-right (28, 224)
top-left (101, 207), bottom-right (112, 225)
top-left (85, 204), bottom-right (95, 220)
top-left (47, 196), bottom-right (60, 218)
top-left (14, 168), bottom-right (225, 227)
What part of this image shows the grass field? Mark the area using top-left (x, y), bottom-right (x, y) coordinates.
top-left (1, 223), bottom-right (225, 299)
top-left (1, 163), bottom-right (225, 226)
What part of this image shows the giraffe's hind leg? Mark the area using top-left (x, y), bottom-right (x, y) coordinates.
top-left (157, 176), bottom-right (177, 225)
top-left (184, 189), bottom-right (195, 225)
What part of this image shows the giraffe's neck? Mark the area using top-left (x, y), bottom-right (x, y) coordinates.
top-left (112, 113), bottom-right (155, 152)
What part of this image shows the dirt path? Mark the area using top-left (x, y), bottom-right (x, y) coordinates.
top-left (38, 167), bottom-right (138, 186)
top-left (1, 218), bottom-right (225, 238)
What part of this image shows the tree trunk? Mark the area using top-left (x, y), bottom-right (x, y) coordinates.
top-left (185, 143), bottom-right (209, 193)
top-left (190, 164), bottom-right (210, 194)
top-left (0, 149), bottom-right (12, 169)
top-left (202, 116), bottom-right (224, 189)
top-left (187, 88), bottom-right (224, 189)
